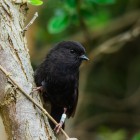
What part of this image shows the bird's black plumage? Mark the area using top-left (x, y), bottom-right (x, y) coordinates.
top-left (34, 41), bottom-right (88, 130)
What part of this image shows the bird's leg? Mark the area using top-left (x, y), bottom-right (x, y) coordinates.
top-left (54, 107), bottom-right (67, 134)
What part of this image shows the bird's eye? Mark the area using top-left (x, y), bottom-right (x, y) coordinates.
top-left (70, 49), bottom-right (75, 54)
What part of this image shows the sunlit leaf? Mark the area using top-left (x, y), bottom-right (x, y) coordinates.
top-left (28, 0), bottom-right (43, 6)
top-left (47, 13), bottom-right (70, 34)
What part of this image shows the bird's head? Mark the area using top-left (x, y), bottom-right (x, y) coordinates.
top-left (47, 41), bottom-right (89, 70)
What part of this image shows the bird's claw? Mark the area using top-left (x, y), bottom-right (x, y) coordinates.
top-left (54, 122), bottom-right (63, 134)
top-left (32, 86), bottom-right (43, 92)
top-left (30, 87), bottom-right (43, 95)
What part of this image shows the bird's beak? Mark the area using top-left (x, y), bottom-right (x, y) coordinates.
top-left (79, 55), bottom-right (89, 61)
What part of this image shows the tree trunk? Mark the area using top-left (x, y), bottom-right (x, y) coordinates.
top-left (0, 0), bottom-right (56, 140)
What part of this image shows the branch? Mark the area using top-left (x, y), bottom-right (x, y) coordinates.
top-left (88, 22), bottom-right (140, 62)
top-left (80, 89), bottom-right (140, 111)
top-left (0, 65), bottom-right (72, 140)
top-left (75, 112), bottom-right (140, 130)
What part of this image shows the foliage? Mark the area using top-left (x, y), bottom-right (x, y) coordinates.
top-left (92, 0), bottom-right (116, 5)
top-left (28, 0), bottom-right (43, 6)
top-left (96, 127), bottom-right (126, 140)
top-left (132, 133), bottom-right (140, 140)
top-left (48, 12), bottom-right (70, 34)
top-left (47, 0), bottom-right (116, 34)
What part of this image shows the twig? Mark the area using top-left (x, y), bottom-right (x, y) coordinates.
top-left (0, 65), bottom-right (70, 139)
top-left (89, 25), bottom-right (140, 61)
top-left (22, 12), bottom-right (38, 33)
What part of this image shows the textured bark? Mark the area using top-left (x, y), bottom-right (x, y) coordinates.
top-left (0, 0), bottom-right (56, 140)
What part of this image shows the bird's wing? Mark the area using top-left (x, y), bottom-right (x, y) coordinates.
top-left (34, 60), bottom-right (48, 86)
top-left (68, 73), bottom-right (79, 118)
top-left (71, 86), bottom-right (79, 117)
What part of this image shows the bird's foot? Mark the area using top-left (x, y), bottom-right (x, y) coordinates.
top-left (31, 86), bottom-right (43, 93)
top-left (54, 122), bottom-right (63, 134)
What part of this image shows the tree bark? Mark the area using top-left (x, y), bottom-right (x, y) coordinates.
top-left (0, 0), bottom-right (56, 140)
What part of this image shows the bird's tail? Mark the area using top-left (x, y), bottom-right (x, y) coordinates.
top-left (49, 105), bottom-right (65, 130)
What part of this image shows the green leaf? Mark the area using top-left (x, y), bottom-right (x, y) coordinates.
top-left (28, 0), bottom-right (43, 6)
top-left (86, 10), bottom-right (110, 28)
top-left (132, 133), bottom-right (140, 140)
top-left (64, 0), bottom-right (76, 15)
top-left (80, 8), bottom-right (93, 19)
top-left (47, 13), bottom-right (70, 34)
top-left (92, 0), bottom-right (116, 5)
top-left (65, 0), bottom-right (76, 8)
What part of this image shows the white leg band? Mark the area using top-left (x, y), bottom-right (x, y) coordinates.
top-left (60, 113), bottom-right (67, 123)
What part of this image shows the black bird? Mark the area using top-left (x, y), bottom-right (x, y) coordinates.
top-left (34, 41), bottom-right (89, 133)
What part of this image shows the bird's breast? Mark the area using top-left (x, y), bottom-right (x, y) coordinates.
top-left (46, 73), bottom-right (77, 107)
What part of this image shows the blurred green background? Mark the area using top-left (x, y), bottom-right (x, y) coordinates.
top-left (27, 0), bottom-right (140, 139)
